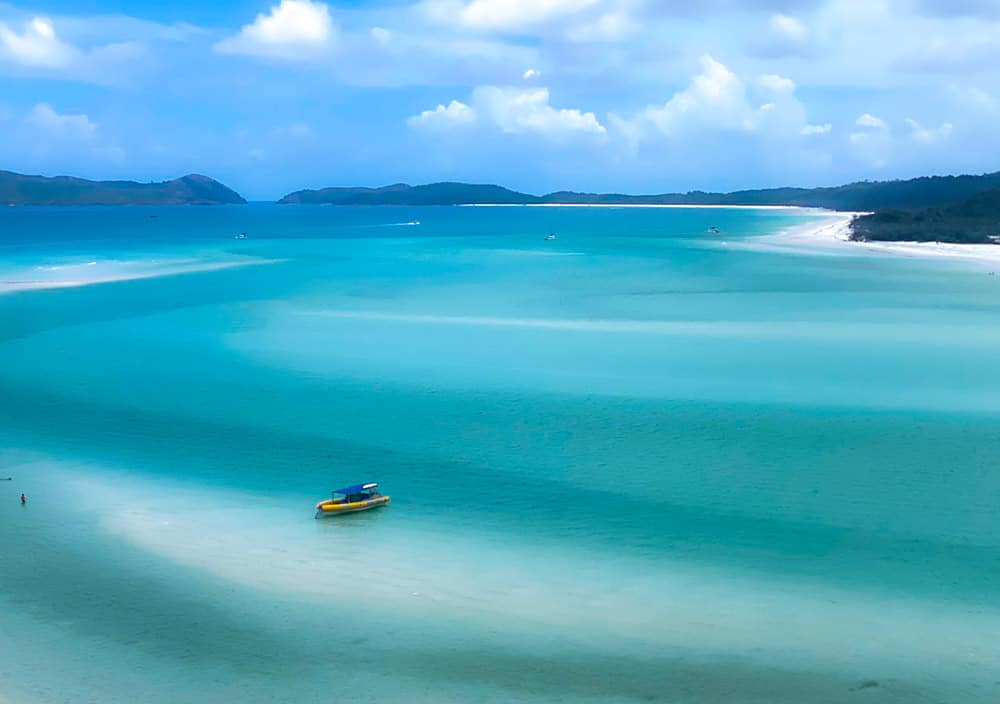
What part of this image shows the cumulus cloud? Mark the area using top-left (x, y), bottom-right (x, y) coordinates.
top-left (905, 118), bottom-right (953, 144)
top-left (523, 68), bottom-right (540, 79)
top-left (409, 86), bottom-right (605, 142)
top-left (751, 13), bottom-right (811, 57)
top-left (611, 55), bottom-right (811, 145)
top-left (356, 23), bottom-right (538, 87)
top-left (914, 0), bottom-right (1000, 17)
top-left (215, 0), bottom-right (334, 59)
top-left (408, 100), bottom-right (477, 129)
top-left (0, 17), bottom-right (79, 68)
top-left (0, 14), bottom-right (163, 84)
top-left (770, 13), bottom-right (807, 42)
top-left (475, 86), bottom-right (605, 138)
top-left (898, 30), bottom-right (1000, 74)
top-left (624, 55), bottom-right (754, 135)
top-left (949, 85), bottom-right (1000, 114)
top-left (757, 74), bottom-right (796, 94)
top-left (25, 103), bottom-right (97, 139)
top-left (423, 0), bottom-right (599, 31)
top-left (849, 112), bottom-right (892, 166)
top-left (564, 11), bottom-right (635, 42)
top-left (855, 113), bottom-right (887, 129)
top-left (800, 123), bottom-right (832, 136)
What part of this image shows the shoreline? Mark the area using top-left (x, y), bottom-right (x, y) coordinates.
top-left (760, 213), bottom-right (1000, 265)
top-left (461, 203), bottom-right (811, 210)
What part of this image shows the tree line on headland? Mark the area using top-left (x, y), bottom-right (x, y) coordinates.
top-left (3, 168), bottom-right (999, 244)
top-left (849, 185), bottom-right (1000, 244)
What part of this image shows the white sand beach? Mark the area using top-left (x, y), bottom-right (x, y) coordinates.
top-left (759, 212), bottom-right (1000, 266)
top-left (466, 204), bottom-right (1000, 265)
top-left (465, 203), bottom-right (807, 210)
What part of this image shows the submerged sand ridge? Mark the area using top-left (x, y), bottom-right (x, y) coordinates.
top-left (6, 455), bottom-right (999, 704)
top-left (4, 204), bottom-right (1000, 703)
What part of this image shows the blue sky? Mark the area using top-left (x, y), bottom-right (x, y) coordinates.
top-left (1, 0), bottom-right (999, 199)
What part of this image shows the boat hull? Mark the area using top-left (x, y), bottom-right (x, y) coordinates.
top-left (314, 495), bottom-right (390, 518)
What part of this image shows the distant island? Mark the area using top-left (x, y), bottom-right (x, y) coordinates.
top-left (278, 182), bottom-right (530, 206)
top-left (0, 171), bottom-right (246, 206)
top-left (278, 171), bottom-right (1000, 213)
top-left (850, 186), bottom-right (1000, 245)
top-left (5, 167), bottom-right (1000, 245)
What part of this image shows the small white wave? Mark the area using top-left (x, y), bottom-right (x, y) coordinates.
top-left (484, 249), bottom-right (584, 257)
top-left (295, 310), bottom-right (831, 340)
top-left (293, 309), bottom-right (1000, 345)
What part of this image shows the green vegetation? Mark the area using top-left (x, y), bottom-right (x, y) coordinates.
top-left (0, 171), bottom-right (246, 205)
top-left (279, 171), bottom-right (1000, 211)
top-left (850, 186), bottom-right (1000, 244)
top-left (278, 182), bottom-right (532, 205)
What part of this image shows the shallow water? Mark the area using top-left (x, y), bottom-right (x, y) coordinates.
top-left (1, 205), bottom-right (999, 703)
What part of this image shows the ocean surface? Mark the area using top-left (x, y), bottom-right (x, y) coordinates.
top-left (1, 204), bottom-right (999, 703)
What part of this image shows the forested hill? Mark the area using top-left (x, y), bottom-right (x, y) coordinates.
top-left (850, 186), bottom-right (1000, 244)
top-left (279, 171), bottom-right (1000, 212)
top-left (277, 182), bottom-right (533, 205)
top-left (0, 171), bottom-right (246, 205)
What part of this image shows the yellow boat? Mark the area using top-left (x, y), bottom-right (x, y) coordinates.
top-left (315, 482), bottom-right (390, 518)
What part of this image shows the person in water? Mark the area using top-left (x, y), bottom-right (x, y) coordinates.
top-left (20, 493), bottom-right (26, 505)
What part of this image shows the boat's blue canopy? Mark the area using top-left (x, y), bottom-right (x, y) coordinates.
top-left (333, 482), bottom-right (377, 495)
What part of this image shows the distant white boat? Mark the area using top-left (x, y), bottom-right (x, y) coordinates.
top-left (544, 233), bottom-right (556, 241)
top-left (708, 226), bottom-right (721, 234)
top-left (235, 232), bottom-right (248, 240)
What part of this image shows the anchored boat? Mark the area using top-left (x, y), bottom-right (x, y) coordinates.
top-left (315, 482), bottom-right (390, 518)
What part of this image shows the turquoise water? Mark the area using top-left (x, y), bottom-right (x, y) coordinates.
top-left (1, 205), bottom-right (999, 703)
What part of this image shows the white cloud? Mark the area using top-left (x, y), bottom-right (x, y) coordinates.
top-left (0, 17), bottom-right (78, 68)
top-left (565, 11), bottom-right (635, 42)
top-left (752, 13), bottom-right (811, 57)
top-left (758, 74), bottom-right (796, 94)
top-left (408, 100), bottom-right (477, 129)
top-left (523, 68), bottom-right (540, 79)
top-left (357, 24), bottom-right (537, 87)
top-left (0, 15), bottom-right (149, 84)
top-left (215, 0), bottom-right (334, 59)
top-left (905, 118), bottom-right (953, 143)
top-left (849, 113), bottom-right (892, 166)
top-left (949, 85), bottom-right (1000, 114)
top-left (423, 0), bottom-right (599, 31)
top-left (612, 55), bottom-right (810, 144)
top-left (770, 14), bottom-right (807, 42)
top-left (25, 103), bottom-right (97, 139)
top-left (800, 123), bottom-right (832, 136)
top-left (409, 86), bottom-right (605, 142)
top-left (855, 113), bottom-right (887, 128)
top-left (631, 55), bottom-right (753, 135)
top-left (371, 26), bottom-right (392, 47)
top-left (275, 122), bottom-right (312, 137)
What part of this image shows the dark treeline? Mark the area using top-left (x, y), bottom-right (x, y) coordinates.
top-left (279, 172), bottom-right (1000, 211)
top-left (850, 186), bottom-right (1000, 244)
